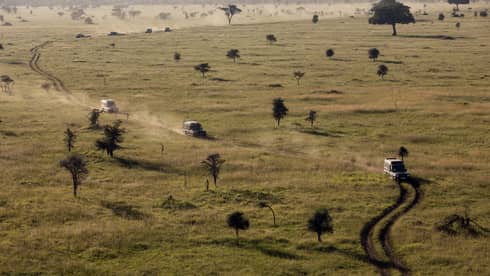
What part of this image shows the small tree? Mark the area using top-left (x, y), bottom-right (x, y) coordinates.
top-left (220, 4), bottom-right (242, 24)
top-left (41, 83), bottom-right (51, 92)
top-left (60, 154), bottom-right (88, 197)
top-left (201, 154), bottom-right (225, 187)
top-left (448, 0), bottom-right (469, 12)
top-left (377, 64), bottom-right (388, 79)
top-left (312, 14), bottom-right (319, 23)
top-left (227, 211), bottom-right (250, 245)
top-left (96, 120), bottom-right (125, 157)
top-left (307, 208), bottom-right (334, 242)
top-left (368, 0), bottom-right (415, 36)
top-left (368, 48), bottom-right (380, 61)
top-left (174, 52), bottom-right (181, 62)
top-left (326, 48), bottom-right (334, 59)
top-left (455, 22), bottom-right (461, 29)
top-left (88, 109), bottom-right (101, 129)
top-left (258, 201), bottom-right (277, 226)
top-left (266, 34), bottom-right (277, 44)
top-left (272, 98), bottom-right (288, 127)
top-left (398, 146), bottom-right (409, 161)
top-left (194, 63), bottom-right (210, 79)
top-left (226, 49), bottom-right (240, 63)
top-left (64, 128), bottom-right (76, 152)
top-left (0, 75), bottom-right (14, 94)
top-left (293, 71), bottom-right (305, 86)
top-left (84, 17), bottom-right (94, 24)
top-left (438, 13), bottom-right (445, 21)
top-left (305, 110), bottom-right (317, 127)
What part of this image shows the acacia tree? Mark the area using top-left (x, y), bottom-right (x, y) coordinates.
top-left (448, 0), bottom-right (469, 12)
top-left (369, 48), bottom-right (380, 61)
top-left (96, 120), bottom-right (125, 157)
top-left (227, 211), bottom-right (250, 245)
top-left (226, 49), bottom-right (240, 63)
top-left (194, 63), bottom-right (210, 78)
top-left (202, 154), bottom-right (225, 187)
top-left (294, 71), bottom-right (305, 86)
top-left (305, 110), bottom-right (317, 127)
top-left (0, 75), bottom-right (14, 94)
top-left (272, 98), bottom-right (288, 127)
top-left (220, 5), bottom-right (242, 24)
top-left (377, 64), bottom-right (388, 79)
top-left (60, 154), bottom-right (88, 197)
top-left (398, 146), bottom-right (409, 161)
top-left (64, 128), bottom-right (76, 152)
top-left (368, 0), bottom-right (415, 36)
top-left (266, 34), bottom-right (277, 44)
top-left (258, 201), bottom-right (277, 226)
top-left (308, 208), bottom-right (334, 242)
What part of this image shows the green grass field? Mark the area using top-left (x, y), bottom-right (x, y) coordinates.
top-left (0, 5), bottom-right (489, 275)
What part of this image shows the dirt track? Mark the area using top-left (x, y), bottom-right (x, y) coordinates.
top-left (29, 42), bottom-right (70, 93)
top-left (360, 179), bottom-right (423, 276)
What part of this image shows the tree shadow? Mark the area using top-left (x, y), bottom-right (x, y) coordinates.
top-left (397, 35), bottom-right (467, 40)
top-left (114, 157), bottom-right (181, 174)
top-left (298, 243), bottom-right (394, 269)
top-left (193, 237), bottom-right (302, 259)
top-left (297, 128), bottom-right (342, 137)
top-left (377, 60), bottom-right (404, 64)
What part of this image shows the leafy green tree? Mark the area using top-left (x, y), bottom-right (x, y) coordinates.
top-left (64, 128), bottom-right (76, 152)
top-left (201, 154), bottom-right (225, 187)
top-left (398, 146), bottom-right (409, 161)
top-left (266, 34), bottom-right (277, 44)
top-left (368, 48), bottom-right (380, 61)
top-left (272, 98), bottom-right (288, 127)
top-left (220, 5), bottom-right (242, 24)
top-left (258, 201), bottom-right (277, 226)
top-left (312, 14), bottom-right (319, 23)
top-left (226, 49), bottom-right (240, 63)
top-left (377, 64), bottom-right (388, 79)
top-left (227, 211), bottom-right (250, 245)
top-left (294, 71), bottom-right (305, 86)
top-left (368, 0), bottom-right (415, 36)
top-left (60, 154), bottom-right (88, 197)
top-left (96, 120), bottom-right (125, 157)
top-left (88, 109), bottom-right (101, 129)
top-left (308, 208), bottom-right (334, 242)
top-left (194, 63), bottom-right (210, 78)
top-left (326, 48), bottom-right (334, 59)
top-left (305, 110), bottom-right (317, 127)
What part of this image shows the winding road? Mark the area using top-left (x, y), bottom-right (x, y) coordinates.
top-left (361, 179), bottom-right (423, 276)
top-left (29, 41), bottom-right (70, 93)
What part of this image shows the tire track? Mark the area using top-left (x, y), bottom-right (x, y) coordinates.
top-left (29, 41), bottom-right (70, 93)
top-left (360, 179), bottom-right (422, 276)
top-left (360, 181), bottom-right (409, 275)
top-left (379, 180), bottom-right (422, 276)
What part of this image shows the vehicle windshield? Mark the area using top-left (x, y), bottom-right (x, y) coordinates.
top-left (392, 163), bottom-right (406, 172)
top-left (189, 123), bottom-right (202, 130)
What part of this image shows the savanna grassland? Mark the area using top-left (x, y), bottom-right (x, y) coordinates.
top-left (0, 4), bottom-right (489, 275)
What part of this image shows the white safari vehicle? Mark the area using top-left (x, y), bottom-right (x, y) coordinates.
top-left (183, 120), bottom-right (207, 137)
top-left (100, 99), bottom-right (119, 113)
top-left (384, 158), bottom-right (409, 180)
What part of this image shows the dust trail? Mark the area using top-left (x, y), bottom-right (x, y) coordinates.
top-left (28, 41), bottom-right (185, 137)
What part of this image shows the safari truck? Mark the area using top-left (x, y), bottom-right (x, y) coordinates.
top-left (183, 120), bottom-right (207, 137)
top-left (100, 99), bottom-right (119, 113)
top-left (384, 158), bottom-right (409, 180)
